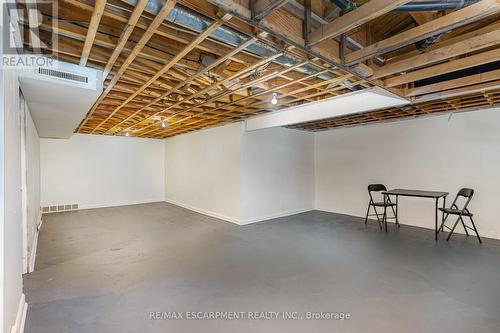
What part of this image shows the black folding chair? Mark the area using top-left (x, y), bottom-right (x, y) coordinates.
top-left (364, 184), bottom-right (398, 232)
top-left (438, 188), bottom-right (481, 243)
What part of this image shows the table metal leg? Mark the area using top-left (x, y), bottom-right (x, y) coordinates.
top-left (383, 194), bottom-right (388, 232)
top-left (396, 195), bottom-right (399, 227)
top-left (435, 198), bottom-right (438, 241)
top-left (441, 196), bottom-right (446, 232)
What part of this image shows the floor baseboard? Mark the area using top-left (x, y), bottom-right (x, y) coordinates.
top-left (28, 210), bottom-right (43, 273)
top-left (28, 229), bottom-right (39, 273)
top-left (164, 199), bottom-right (240, 224)
top-left (240, 208), bottom-right (314, 225)
top-left (10, 293), bottom-right (27, 333)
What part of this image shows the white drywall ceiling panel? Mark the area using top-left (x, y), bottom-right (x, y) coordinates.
top-left (245, 87), bottom-right (410, 131)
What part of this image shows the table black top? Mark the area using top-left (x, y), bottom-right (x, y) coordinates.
top-left (382, 188), bottom-right (449, 198)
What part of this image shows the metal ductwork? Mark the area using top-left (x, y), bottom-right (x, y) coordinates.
top-left (119, 0), bottom-right (358, 92)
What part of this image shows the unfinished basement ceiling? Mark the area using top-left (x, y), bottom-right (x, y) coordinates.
top-left (19, 0), bottom-right (500, 137)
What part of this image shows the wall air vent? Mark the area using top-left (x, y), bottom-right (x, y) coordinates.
top-left (38, 67), bottom-right (89, 83)
top-left (42, 204), bottom-right (80, 214)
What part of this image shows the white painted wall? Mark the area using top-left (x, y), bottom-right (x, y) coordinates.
top-left (40, 134), bottom-right (165, 209)
top-left (315, 107), bottom-right (500, 240)
top-left (164, 123), bottom-right (242, 223)
top-left (0, 30), bottom-right (4, 333)
top-left (164, 123), bottom-right (315, 224)
top-left (24, 104), bottom-right (40, 267)
top-left (2, 65), bottom-right (24, 332)
top-left (241, 127), bottom-right (314, 224)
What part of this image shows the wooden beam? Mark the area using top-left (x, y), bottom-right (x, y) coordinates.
top-left (103, 0), bottom-right (148, 78)
top-left (112, 37), bottom-right (257, 133)
top-left (345, 0), bottom-right (500, 65)
top-left (162, 61), bottom-right (320, 125)
top-left (97, 14), bottom-right (232, 134)
top-left (385, 48), bottom-right (500, 87)
top-left (204, 0), bottom-right (375, 78)
top-left (80, 0), bottom-right (107, 66)
top-left (409, 11), bottom-right (441, 25)
top-left (153, 76), bottom-right (353, 137)
top-left (406, 68), bottom-right (500, 97)
top-left (252, 0), bottom-right (290, 21)
top-left (414, 80), bottom-right (500, 103)
top-left (77, 0), bottom-right (177, 132)
top-left (134, 53), bottom-right (285, 135)
top-left (384, 20), bottom-right (500, 64)
top-left (147, 68), bottom-right (352, 137)
top-left (132, 56), bottom-right (311, 137)
top-left (26, 1), bottom-right (42, 52)
top-left (309, 0), bottom-right (413, 46)
top-left (303, 0), bottom-right (311, 44)
top-left (372, 29), bottom-right (500, 79)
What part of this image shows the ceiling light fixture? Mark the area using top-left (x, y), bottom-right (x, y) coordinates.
top-left (271, 92), bottom-right (278, 105)
top-left (161, 120), bottom-right (167, 128)
top-left (125, 132), bottom-right (130, 137)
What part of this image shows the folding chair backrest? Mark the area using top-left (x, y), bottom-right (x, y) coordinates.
top-left (451, 188), bottom-right (474, 211)
top-left (367, 184), bottom-right (387, 202)
top-left (368, 184), bottom-right (387, 193)
top-left (458, 188), bottom-right (474, 198)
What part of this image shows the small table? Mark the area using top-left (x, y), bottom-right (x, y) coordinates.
top-left (382, 189), bottom-right (449, 241)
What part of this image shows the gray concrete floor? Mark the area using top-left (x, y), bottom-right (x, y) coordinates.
top-left (24, 202), bottom-right (500, 333)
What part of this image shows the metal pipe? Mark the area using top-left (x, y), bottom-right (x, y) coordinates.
top-left (331, 0), bottom-right (478, 12)
top-left (331, 0), bottom-right (478, 52)
top-left (393, 1), bottom-right (478, 11)
top-left (330, 0), bottom-right (479, 13)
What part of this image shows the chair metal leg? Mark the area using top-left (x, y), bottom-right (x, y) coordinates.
top-left (459, 216), bottom-right (469, 236)
top-left (373, 206), bottom-right (383, 230)
top-left (446, 215), bottom-right (463, 241)
top-left (384, 206), bottom-right (388, 232)
top-left (438, 212), bottom-right (449, 234)
top-left (364, 204), bottom-right (371, 225)
top-left (468, 216), bottom-right (482, 244)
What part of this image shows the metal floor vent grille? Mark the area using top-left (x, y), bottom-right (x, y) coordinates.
top-left (38, 68), bottom-right (89, 83)
top-left (42, 203), bottom-right (79, 214)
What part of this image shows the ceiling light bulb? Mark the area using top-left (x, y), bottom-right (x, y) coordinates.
top-left (125, 132), bottom-right (130, 137)
top-left (161, 120), bottom-right (167, 128)
top-left (271, 92), bottom-right (278, 105)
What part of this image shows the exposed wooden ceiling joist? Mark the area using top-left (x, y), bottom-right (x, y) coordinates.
top-left (385, 48), bottom-right (500, 87)
top-left (373, 29), bottom-right (500, 79)
top-left (252, 0), bottom-right (291, 21)
top-left (93, 13), bottom-right (233, 134)
top-left (102, 0), bottom-right (148, 78)
top-left (79, 0), bottom-right (107, 66)
top-left (25, 0), bottom-right (497, 137)
top-left (345, 0), bottom-right (500, 65)
top-left (308, 0), bottom-right (413, 46)
top-left (77, 0), bottom-right (178, 132)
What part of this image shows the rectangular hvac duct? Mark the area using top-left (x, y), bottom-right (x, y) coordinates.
top-left (245, 87), bottom-right (410, 131)
top-left (18, 58), bottom-right (103, 139)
